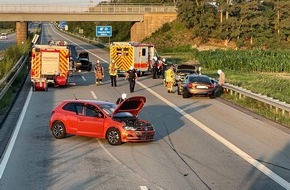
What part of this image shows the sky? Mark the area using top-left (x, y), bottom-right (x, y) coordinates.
top-left (0, 0), bottom-right (107, 5)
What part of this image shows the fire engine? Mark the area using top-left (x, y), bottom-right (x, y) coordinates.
top-left (30, 41), bottom-right (70, 91)
top-left (110, 42), bottom-right (157, 76)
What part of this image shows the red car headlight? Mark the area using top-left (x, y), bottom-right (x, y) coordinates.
top-left (123, 126), bottom-right (136, 131)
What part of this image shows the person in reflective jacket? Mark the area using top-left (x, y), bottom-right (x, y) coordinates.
top-left (125, 66), bottom-right (138, 93)
top-left (161, 58), bottom-right (167, 79)
top-left (165, 65), bottom-right (175, 93)
top-left (94, 60), bottom-right (104, 85)
top-left (109, 59), bottom-right (118, 87)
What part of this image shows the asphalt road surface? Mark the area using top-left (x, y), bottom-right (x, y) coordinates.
top-left (0, 22), bottom-right (290, 190)
top-left (0, 33), bottom-right (15, 52)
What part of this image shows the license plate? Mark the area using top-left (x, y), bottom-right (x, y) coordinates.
top-left (196, 85), bottom-right (208, 89)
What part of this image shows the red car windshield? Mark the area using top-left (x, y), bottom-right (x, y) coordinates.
top-left (98, 103), bottom-right (117, 116)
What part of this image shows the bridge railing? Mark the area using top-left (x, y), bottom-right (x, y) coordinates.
top-left (0, 4), bottom-right (177, 13)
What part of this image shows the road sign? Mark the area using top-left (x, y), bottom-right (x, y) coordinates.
top-left (96, 26), bottom-right (112, 37)
top-left (59, 21), bottom-right (66, 29)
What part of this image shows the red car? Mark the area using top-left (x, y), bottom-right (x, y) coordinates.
top-left (49, 96), bottom-right (155, 145)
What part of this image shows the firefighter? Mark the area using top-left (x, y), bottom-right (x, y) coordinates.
top-left (94, 60), bottom-right (104, 85)
top-left (125, 66), bottom-right (138, 93)
top-left (161, 58), bottom-right (167, 79)
top-left (109, 59), bottom-right (118, 87)
top-left (165, 65), bottom-right (175, 93)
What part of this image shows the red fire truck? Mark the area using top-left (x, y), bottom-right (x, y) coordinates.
top-left (30, 41), bottom-right (70, 91)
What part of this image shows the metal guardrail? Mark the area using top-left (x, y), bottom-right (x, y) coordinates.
top-left (0, 4), bottom-right (177, 14)
top-left (223, 83), bottom-right (290, 115)
top-left (0, 55), bottom-right (27, 100)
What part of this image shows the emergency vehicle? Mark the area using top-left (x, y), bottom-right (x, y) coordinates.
top-left (110, 42), bottom-right (157, 76)
top-left (30, 41), bottom-right (70, 91)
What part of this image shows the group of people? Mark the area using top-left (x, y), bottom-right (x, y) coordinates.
top-left (152, 56), bottom-right (168, 79)
top-left (94, 58), bottom-right (225, 101)
top-left (94, 59), bottom-right (119, 87)
top-left (163, 65), bottom-right (225, 95)
top-left (94, 59), bottom-right (138, 93)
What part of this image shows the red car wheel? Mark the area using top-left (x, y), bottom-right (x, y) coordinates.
top-left (51, 121), bottom-right (67, 139)
top-left (106, 128), bottom-right (121, 145)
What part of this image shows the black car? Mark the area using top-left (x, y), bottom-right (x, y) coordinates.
top-left (177, 74), bottom-right (217, 98)
top-left (75, 52), bottom-right (92, 71)
top-left (174, 64), bottom-right (197, 85)
top-left (79, 52), bottom-right (89, 60)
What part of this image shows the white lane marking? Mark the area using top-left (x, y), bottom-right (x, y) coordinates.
top-left (91, 91), bottom-right (97, 99)
top-left (140, 186), bottom-right (148, 190)
top-left (81, 76), bottom-right (86, 81)
top-left (0, 88), bottom-right (33, 179)
top-left (136, 81), bottom-right (290, 189)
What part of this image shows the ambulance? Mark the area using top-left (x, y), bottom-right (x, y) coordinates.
top-left (110, 42), bottom-right (157, 76)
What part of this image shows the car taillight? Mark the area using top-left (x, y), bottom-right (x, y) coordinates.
top-left (208, 84), bottom-right (214, 88)
top-left (31, 69), bottom-right (35, 76)
top-left (187, 83), bottom-right (193, 88)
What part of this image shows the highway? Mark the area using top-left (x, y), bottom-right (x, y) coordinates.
top-left (0, 23), bottom-right (289, 190)
top-left (0, 22), bottom-right (39, 52)
top-left (0, 33), bottom-right (15, 52)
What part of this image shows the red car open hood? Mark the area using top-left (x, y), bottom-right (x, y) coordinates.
top-left (113, 96), bottom-right (146, 117)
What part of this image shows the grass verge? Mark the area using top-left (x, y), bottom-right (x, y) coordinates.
top-left (222, 92), bottom-right (290, 128)
top-left (0, 61), bottom-right (29, 120)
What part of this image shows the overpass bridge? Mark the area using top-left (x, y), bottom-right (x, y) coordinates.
top-left (0, 3), bottom-right (177, 43)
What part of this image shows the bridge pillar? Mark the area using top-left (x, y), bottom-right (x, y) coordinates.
top-left (131, 13), bottom-right (177, 42)
top-left (16, 21), bottom-right (28, 44)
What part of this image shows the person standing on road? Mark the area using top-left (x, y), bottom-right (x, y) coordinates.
top-left (94, 60), bottom-right (104, 85)
top-left (152, 56), bottom-right (158, 79)
top-left (125, 66), bottom-right (138, 93)
top-left (109, 59), bottom-right (118, 87)
top-left (214, 69), bottom-right (225, 96)
top-left (161, 58), bottom-right (167, 79)
top-left (165, 65), bottom-right (175, 93)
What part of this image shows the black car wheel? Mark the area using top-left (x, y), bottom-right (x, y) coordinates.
top-left (106, 128), bottom-right (121, 145)
top-left (209, 94), bottom-right (216, 99)
top-left (51, 121), bottom-right (67, 139)
top-left (183, 89), bottom-right (190, 98)
top-left (87, 64), bottom-right (92, 71)
top-left (177, 85), bottom-right (181, 95)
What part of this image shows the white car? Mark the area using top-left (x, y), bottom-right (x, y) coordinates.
top-left (0, 33), bottom-right (8, 40)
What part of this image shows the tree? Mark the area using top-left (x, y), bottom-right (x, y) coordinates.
top-left (0, 22), bottom-right (16, 30)
top-left (273, 0), bottom-right (290, 41)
